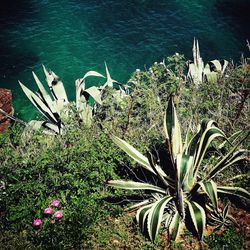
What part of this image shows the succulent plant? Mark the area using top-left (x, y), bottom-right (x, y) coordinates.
top-left (108, 97), bottom-right (249, 242)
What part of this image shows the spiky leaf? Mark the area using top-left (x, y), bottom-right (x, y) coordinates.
top-left (187, 201), bottom-right (206, 240)
top-left (164, 97), bottom-right (182, 159)
top-left (111, 135), bottom-right (155, 174)
top-left (168, 211), bottom-right (182, 241)
top-left (200, 180), bottom-right (218, 210)
top-left (19, 81), bottom-right (58, 124)
top-left (147, 196), bottom-right (173, 241)
top-left (217, 186), bottom-right (250, 201)
top-left (108, 180), bottom-right (166, 194)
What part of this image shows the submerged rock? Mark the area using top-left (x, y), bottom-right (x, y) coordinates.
top-left (0, 88), bottom-right (13, 133)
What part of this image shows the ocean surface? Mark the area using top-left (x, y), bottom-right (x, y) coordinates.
top-left (0, 0), bottom-right (250, 120)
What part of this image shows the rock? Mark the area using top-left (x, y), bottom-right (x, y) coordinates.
top-left (0, 88), bottom-right (13, 133)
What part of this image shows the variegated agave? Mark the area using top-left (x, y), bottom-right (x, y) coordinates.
top-left (108, 97), bottom-right (249, 243)
top-left (187, 38), bottom-right (228, 84)
top-left (19, 63), bottom-right (127, 134)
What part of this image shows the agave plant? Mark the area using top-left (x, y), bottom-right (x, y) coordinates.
top-left (108, 97), bottom-right (249, 243)
top-left (19, 63), bottom-right (125, 133)
top-left (207, 201), bottom-right (237, 230)
top-left (187, 38), bottom-right (228, 84)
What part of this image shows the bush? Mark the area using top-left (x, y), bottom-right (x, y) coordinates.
top-left (0, 121), bottom-right (128, 249)
top-left (205, 227), bottom-right (244, 250)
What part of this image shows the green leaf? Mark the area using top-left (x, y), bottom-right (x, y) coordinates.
top-left (147, 196), bottom-right (173, 241)
top-left (206, 149), bottom-right (247, 180)
top-left (193, 126), bottom-right (225, 176)
top-left (147, 152), bottom-right (174, 188)
top-left (200, 180), bottom-right (218, 210)
top-left (186, 200), bottom-right (206, 240)
top-left (108, 180), bottom-right (166, 194)
top-left (176, 154), bottom-right (193, 186)
top-left (164, 97), bottom-right (182, 159)
top-left (136, 204), bottom-right (153, 233)
top-left (168, 211), bottom-right (182, 241)
top-left (128, 200), bottom-right (151, 210)
top-left (111, 135), bottom-right (156, 174)
top-left (217, 186), bottom-right (250, 201)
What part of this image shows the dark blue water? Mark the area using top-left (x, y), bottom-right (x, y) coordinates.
top-left (0, 0), bottom-right (250, 119)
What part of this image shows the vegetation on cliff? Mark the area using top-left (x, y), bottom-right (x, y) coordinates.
top-left (0, 47), bottom-right (249, 249)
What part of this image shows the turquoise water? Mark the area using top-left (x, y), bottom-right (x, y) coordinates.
top-left (0, 0), bottom-right (250, 120)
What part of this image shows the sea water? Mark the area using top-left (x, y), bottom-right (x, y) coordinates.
top-left (0, 0), bottom-right (250, 120)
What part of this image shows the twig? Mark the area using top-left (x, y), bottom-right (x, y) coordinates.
top-left (0, 108), bottom-right (27, 126)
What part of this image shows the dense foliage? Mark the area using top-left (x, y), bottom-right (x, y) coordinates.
top-left (0, 53), bottom-right (249, 249)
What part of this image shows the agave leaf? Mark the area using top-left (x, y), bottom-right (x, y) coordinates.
top-left (206, 148), bottom-right (248, 180)
top-left (111, 135), bottom-right (156, 175)
top-left (220, 60), bottom-right (228, 74)
top-left (27, 120), bottom-right (44, 130)
top-left (79, 103), bottom-right (93, 127)
top-left (136, 204), bottom-right (153, 233)
top-left (43, 122), bottom-right (61, 134)
top-left (42, 65), bottom-right (68, 103)
top-left (147, 196), bottom-right (173, 241)
top-left (83, 86), bottom-right (102, 105)
top-left (164, 97), bottom-right (182, 159)
top-left (209, 60), bottom-right (228, 73)
top-left (108, 180), bottom-right (166, 194)
top-left (200, 180), bottom-right (218, 210)
top-left (103, 62), bottom-right (117, 88)
top-left (19, 81), bottom-right (59, 124)
top-left (204, 67), bottom-right (217, 83)
top-left (222, 202), bottom-right (230, 219)
top-left (187, 119), bottom-right (217, 157)
top-left (183, 122), bottom-right (192, 151)
top-left (163, 212), bottom-right (172, 227)
top-left (75, 78), bottom-right (84, 110)
top-left (82, 70), bottom-right (105, 81)
top-left (176, 154), bottom-right (193, 187)
top-left (168, 211), bottom-right (182, 241)
top-left (216, 149), bottom-right (247, 174)
top-left (32, 71), bottom-right (58, 114)
top-left (186, 200), bottom-right (206, 240)
top-left (187, 38), bottom-right (204, 84)
top-left (193, 126), bottom-right (226, 176)
top-left (128, 199), bottom-right (151, 210)
top-left (27, 120), bottom-right (60, 134)
top-left (217, 186), bottom-right (250, 201)
top-left (147, 152), bottom-right (174, 188)
top-left (218, 130), bottom-right (242, 149)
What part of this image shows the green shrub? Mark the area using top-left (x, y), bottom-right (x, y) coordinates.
top-left (205, 227), bottom-right (244, 250)
top-left (0, 122), bottom-right (128, 249)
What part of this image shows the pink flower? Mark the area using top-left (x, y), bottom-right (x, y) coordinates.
top-left (51, 199), bottom-right (60, 207)
top-left (54, 211), bottom-right (63, 219)
top-left (44, 207), bottom-right (53, 215)
top-left (33, 219), bottom-right (42, 229)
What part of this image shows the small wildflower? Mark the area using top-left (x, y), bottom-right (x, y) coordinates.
top-left (54, 211), bottom-right (63, 219)
top-left (51, 199), bottom-right (60, 207)
top-left (33, 219), bottom-right (42, 229)
top-left (44, 207), bottom-right (53, 215)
